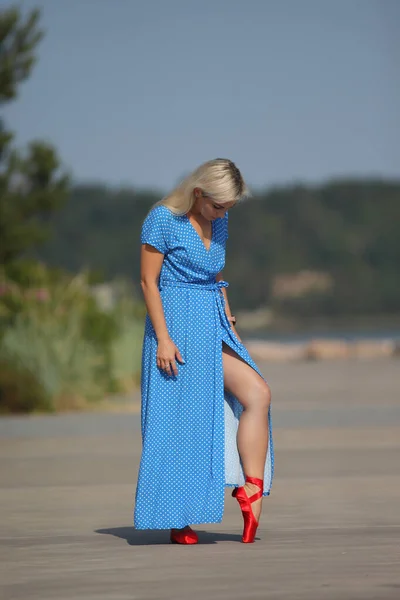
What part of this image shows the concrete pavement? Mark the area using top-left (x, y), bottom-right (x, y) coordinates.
top-left (1, 358), bottom-right (399, 599)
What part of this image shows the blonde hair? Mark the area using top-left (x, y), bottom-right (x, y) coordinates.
top-left (152, 158), bottom-right (250, 215)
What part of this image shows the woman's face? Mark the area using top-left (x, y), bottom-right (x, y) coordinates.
top-left (195, 190), bottom-right (236, 221)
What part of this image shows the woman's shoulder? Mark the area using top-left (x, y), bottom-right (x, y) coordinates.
top-left (145, 203), bottom-right (177, 222)
top-left (142, 204), bottom-right (172, 227)
top-left (146, 203), bottom-right (170, 216)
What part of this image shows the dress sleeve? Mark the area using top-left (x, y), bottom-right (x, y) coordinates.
top-left (141, 206), bottom-right (168, 254)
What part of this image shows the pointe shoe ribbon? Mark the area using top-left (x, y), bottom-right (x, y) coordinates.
top-left (232, 475), bottom-right (264, 543)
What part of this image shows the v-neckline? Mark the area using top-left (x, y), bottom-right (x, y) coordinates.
top-left (185, 214), bottom-right (214, 253)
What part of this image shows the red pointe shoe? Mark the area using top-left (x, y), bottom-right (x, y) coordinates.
top-left (170, 525), bottom-right (198, 545)
top-left (232, 476), bottom-right (264, 543)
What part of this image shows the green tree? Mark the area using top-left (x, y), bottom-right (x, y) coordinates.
top-left (0, 6), bottom-right (68, 272)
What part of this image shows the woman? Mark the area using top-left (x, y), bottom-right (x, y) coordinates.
top-left (134, 158), bottom-right (274, 544)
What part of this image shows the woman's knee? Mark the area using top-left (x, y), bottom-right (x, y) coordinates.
top-left (245, 380), bottom-right (271, 413)
top-left (259, 382), bottom-right (272, 413)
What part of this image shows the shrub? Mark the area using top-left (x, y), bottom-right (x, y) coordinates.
top-left (0, 269), bottom-right (145, 412)
top-left (0, 358), bottom-right (52, 414)
top-left (110, 314), bottom-right (144, 392)
top-left (0, 306), bottom-right (104, 410)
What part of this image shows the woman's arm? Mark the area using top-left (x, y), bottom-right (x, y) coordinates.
top-left (141, 244), bottom-right (184, 375)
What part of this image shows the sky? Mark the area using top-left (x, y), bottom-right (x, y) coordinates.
top-left (3, 0), bottom-right (400, 191)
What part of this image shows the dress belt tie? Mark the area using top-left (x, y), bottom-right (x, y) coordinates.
top-left (159, 279), bottom-right (229, 293)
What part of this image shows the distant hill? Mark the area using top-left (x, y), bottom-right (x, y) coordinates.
top-left (38, 179), bottom-right (400, 317)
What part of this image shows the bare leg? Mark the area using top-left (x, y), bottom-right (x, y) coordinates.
top-left (222, 342), bottom-right (271, 521)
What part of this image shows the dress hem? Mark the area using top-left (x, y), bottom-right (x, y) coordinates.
top-left (133, 484), bottom-right (271, 530)
top-left (225, 483), bottom-right (271, 497)
top-left (133, 515), bottom-right (224, 530)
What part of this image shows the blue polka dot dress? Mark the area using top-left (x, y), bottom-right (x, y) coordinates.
top-left (133, 204), bottom-right (274, 530)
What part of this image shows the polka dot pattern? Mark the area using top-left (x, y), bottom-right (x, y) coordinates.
top-left (133, 205), bottom-right (274, 530)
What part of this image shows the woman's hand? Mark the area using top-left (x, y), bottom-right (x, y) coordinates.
top-left (231, 325), bottom-right (242, 343)
top-left (156, 337), bottom-right (185, 376)
top-left (227, 315), bottom-right (242, 343)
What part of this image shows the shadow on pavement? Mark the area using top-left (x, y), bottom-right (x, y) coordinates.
top-left (95, 527), bottom-right (245, 545)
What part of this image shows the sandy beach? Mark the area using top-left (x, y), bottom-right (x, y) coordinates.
top-left (0, 357), bottom-right (399, 599)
